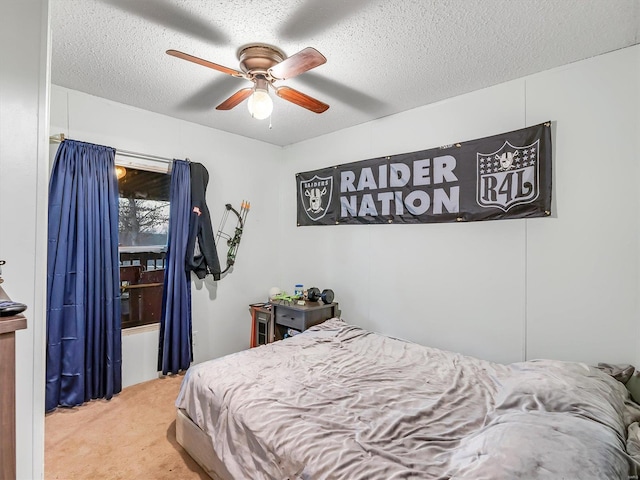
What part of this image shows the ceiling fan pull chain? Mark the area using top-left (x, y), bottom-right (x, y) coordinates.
top-left (269, 114), bottom-right (273, 130)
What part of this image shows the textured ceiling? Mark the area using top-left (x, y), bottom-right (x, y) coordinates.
top-left (51, 0), bottom-right (640, 147)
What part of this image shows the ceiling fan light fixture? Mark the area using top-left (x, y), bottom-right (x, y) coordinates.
top-left (167, 44), bottom-right (329, 117)
top-left (247, 87), bottom-right (273, 120)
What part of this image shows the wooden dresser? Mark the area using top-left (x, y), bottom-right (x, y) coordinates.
top-left (0, 285), bottom-right (27, 480)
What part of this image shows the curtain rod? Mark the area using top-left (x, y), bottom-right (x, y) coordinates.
top-left (49, 133), bottom-right (175, 165)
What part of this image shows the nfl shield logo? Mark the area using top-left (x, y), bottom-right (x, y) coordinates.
top-left (476, 140), bottom-right (540, 211)
top-left (300, 174), bottom-right (333, 221)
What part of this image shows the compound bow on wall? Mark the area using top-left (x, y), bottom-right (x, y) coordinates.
top-left (215, 201), bottom-right (250, 275)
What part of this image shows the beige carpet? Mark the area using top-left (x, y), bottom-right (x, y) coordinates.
top-left (45, 374), bottom-right (209, 479)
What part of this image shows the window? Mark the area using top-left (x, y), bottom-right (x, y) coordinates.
top-left (118, 166), bottom-right (170, 329)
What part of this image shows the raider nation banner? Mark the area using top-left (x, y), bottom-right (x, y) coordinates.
top-left (296, 122), bottom-right (552, 226)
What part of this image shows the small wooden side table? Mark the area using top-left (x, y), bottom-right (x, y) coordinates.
top-left (249, 303), bottom-right (274, 347)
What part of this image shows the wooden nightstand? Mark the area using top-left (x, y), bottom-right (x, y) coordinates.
top-left (250, 301), bottom-right (339, 346)
top-left (270, 300), bottom-right (339, 340)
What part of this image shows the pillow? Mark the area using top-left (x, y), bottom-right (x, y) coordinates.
top-left (596, 362), bottom-right (635, 383)
top-left (626, 373), bottom-right (640, 405)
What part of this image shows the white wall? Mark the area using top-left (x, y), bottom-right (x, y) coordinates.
top-left (525, 49), bottom-right (639, 365)
top-left (50, 86), bottom-right (283, 385)
top-left (1, 1), bottom-right (49, 479)
top-left (279, 45), bottom-right (640, 367)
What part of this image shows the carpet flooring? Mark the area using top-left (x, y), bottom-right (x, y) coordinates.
top-left (45, 374), bottom-right (209, 479)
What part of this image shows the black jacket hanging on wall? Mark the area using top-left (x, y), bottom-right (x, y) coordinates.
top-left (185, 162), bottom-right (222, 280)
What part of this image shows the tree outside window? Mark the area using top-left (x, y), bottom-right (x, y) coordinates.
top-left (117, 167), bottom-right (170, 329)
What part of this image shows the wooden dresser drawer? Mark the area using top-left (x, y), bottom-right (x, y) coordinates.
top-left (271, 302), bottom-right (338, 332)
top-left (275, 308), bottom-right (306, 330)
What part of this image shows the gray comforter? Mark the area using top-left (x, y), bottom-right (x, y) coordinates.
top-left (176, 319), bottom-right (640, 479)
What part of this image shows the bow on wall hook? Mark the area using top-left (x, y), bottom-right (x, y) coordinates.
top-left (215, 201), bottom-right (250, 275)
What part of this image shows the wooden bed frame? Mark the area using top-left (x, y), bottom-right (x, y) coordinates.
top-left (176, 408), bottom-right (231, 480)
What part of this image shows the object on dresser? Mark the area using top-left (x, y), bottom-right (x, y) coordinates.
top-left (0, 300), bottom-right (27, 316)
top-left (283, 328), bottom-right (301, 339)
top-left (271, 291), bottom-right (299, 305)
top-left (268, 287), bottom-right (282, 301)
top-left (306, 287), bottom-right (334, 304)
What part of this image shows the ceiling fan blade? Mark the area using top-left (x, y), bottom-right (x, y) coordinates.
top-left (216, 88), bottom-right (253, 110)
top-left (167, 49), bottom-right (244, 78)
top-left (268, 47), bottom-right (326, 80)
top-left (275, 86), bottom-right (329, 114)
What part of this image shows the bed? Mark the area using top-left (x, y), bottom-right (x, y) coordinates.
top-left (175, 318), bottom-right (640, 479)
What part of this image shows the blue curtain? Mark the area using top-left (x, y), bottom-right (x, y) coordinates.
top-left (46, 139), bottom-right (122, 412)
top-left (158, 160), bottom-right (192, 375)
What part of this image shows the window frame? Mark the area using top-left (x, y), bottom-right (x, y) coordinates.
top-left (116, 156), bottom-right (171, 330)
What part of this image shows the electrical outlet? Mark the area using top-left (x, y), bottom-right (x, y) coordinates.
top-left (193, 331), bottom-right (198, 346)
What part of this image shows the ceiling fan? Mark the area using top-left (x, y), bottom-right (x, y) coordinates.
top-left (167, 44), bottom-right (329, 119)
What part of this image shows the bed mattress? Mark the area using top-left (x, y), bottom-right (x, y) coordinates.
top-left (176, 319), bottom-right (640, 479)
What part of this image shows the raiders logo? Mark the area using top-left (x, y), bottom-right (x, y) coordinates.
top-left (299, 174), bottom-right (333, 221)
top-left (476, 140), bottom-right (539, 211)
